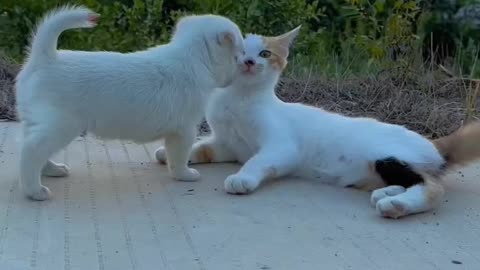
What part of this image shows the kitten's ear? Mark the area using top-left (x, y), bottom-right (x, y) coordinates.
top-left (275, 25), bottom-right (301, 49)
top-left (217, 31), bottom-right (235, 47)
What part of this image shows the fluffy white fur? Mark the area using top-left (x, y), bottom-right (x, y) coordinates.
top-left (16, 6), bottom-right (244, 200)
top-left (156, 27), bottom-right (480, 219)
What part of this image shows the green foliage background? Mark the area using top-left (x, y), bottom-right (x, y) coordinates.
top-left (1, 0), bottom-right (479, 77)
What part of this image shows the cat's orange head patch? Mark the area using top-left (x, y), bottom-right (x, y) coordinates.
top-left (261, 26), bottom-right (301, 71)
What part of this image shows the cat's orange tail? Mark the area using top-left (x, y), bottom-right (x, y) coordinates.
top-left (433, 121), bottom-right (480, 168)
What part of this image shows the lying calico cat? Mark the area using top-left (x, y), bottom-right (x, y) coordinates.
top-left (156, 27), bottom-right (480, 219)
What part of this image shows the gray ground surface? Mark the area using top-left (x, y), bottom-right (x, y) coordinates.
top-left (0, 122), bottom-right (479, 270)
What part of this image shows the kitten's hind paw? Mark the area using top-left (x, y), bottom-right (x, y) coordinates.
top-left (224, 174), bottom-right (260, 194)
top-left (24, 185), bottom-right (52, 201)
top-left (154, 147), bottom-right (167, 164)
top-left (42, 162), bottom-right (70, 177)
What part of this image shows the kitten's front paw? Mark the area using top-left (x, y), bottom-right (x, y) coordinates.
top-left (154, 147), bottom-right (167, 164)
top-left (170, 168), bottom-right (200, 182)
top-left (42, 162), bottom-right (70, 177)
top-left (376, 197), bottom-right (409, 219)
top-left (370, 186), bottom-right (406, 207)
top-left (24, 185), bottom-right (52, 201)
top-left (224, 174), bottom-right (260, 194)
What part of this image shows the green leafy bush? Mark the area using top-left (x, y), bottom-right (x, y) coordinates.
top-left (1, 0), bottom-right (479, 78)
top-left (0, 0), bottom-right (177, 57)
top-left (0, 0), bottom-right (322, 60)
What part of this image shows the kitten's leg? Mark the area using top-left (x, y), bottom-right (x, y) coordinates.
top-left (164, 128), bottom-right (200, 181)
top-left (155, 136), bottom-right (236, 164)
top-left (375, 178), bottom-right (444, 219)
top-left (21, 120), bottom-right (81, 201)
top-left (42, 159), bottom-right (70, 177)
top-left (224, 145), bottom-right (298, 194)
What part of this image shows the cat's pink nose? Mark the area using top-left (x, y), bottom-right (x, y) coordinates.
top-left (244, 59), bottom-right (255, 67)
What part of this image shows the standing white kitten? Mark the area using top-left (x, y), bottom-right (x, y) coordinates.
top-left (156, 27), bottom-right (480, 219)
top-left (15, 6), bottom-right (244, 200)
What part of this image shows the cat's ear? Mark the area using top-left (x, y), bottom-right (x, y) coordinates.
top-left (275, 25), bottom-right (301, 49)
top-left (217, 31), bottom-right (235, 47)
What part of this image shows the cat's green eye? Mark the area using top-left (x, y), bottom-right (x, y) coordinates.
top-left (259, 50), bottom-right (272, 58)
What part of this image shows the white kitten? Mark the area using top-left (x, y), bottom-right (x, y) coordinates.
top-left (155, 27), bottom-right (480, 219)
top-left (15, 6), bottom-right (244, 200)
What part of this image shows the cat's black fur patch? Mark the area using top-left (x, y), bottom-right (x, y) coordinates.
top-left (375, 157), bottom-right (424, 188)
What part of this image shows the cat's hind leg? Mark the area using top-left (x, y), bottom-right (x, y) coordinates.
top-left (372, 156), bottom-right (444, 218)
top-left (370, 185), bottom-right (406, 206)
top-left (374, 179), bottom-right (444, 219)
top-left (225, 144), bottom-right (299, 194)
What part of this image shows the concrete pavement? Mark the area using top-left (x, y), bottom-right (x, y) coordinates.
top-left (0, 122), bottom-right (479, 270)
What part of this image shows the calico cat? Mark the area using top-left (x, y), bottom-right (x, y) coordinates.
top-left (155, 27), bottom-right (480, 219)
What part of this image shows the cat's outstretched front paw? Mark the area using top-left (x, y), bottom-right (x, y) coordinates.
top-left (170, 168), bottom-right (200, 182)
top-left (155, 147), bottom-right (167, 164)
top-left (224, 174), bottom-right (260, 194)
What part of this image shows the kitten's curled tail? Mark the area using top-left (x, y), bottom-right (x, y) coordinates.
top-left (433, 121), bottom-right (480, 168)
top-left (28, 6), bottom-right (99, 65)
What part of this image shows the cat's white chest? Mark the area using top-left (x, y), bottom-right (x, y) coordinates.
top-left (207, 94), bottom-right (261, 162)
